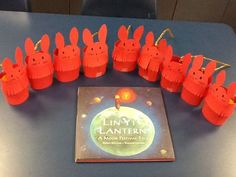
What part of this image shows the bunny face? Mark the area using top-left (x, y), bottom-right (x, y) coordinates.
top-left (142, 46), bottom-right (159, 57)
top-left (2, 47), bottom-right (26, 81)
top-left (25, 34), bottom-right (52, 67)
top-left (188, 69), bottom-right (208, 85)
top-left (211, 86), bottom-right (229, 103)
top-left (26, 52), bottom-right (51, 66)
top-left (187, 55), bottom-right (216, 86)
top-left (209, 70), bottom-right (236, 104)
top-left (0, 47), bottom-right (29, 105)
top-left (83, 24), bottom-right (108, 66)
top-left (118, 39), bottom-right (141, 52)
top-left (2, 59), bottom-right (21, 81)
top-left (141, 32), bottom-right (161, 58)
top-left (55, 27), bottom-right (80, 60)
top-left (162, 47), bottom-right (191, 82)
top-left (57, 45), bottom-right (80, 60)
top-left (84, 41), bottom-right (108, 56)
top-left (116, 25), bottom-right (144, 53)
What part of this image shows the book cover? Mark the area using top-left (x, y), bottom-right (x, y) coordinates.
top-left (75, 87), bottom-right (175, 162)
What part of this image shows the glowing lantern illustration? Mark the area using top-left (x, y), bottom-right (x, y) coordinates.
top-left (116, 88), bottom-right (137, 103)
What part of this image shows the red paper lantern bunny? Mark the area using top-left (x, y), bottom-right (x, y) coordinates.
top-left (54, 27), bottom-right (81, 82)
top-left (202, 70), bottom-right (236, 125)
top-left (82, 24), bottom-right (108, 78)
top-left (161, 50), bottom-right (192, 93)
top-left (0, 47), bottom-right (29, 105)
top-left (181, 55), bottom-right (216, 106)
top-left (112, 25), bottom-right (144, 72)
top-left (25, 34), bottom-right (54, 90)
top-left (138, 32), bottom-right (168, 82)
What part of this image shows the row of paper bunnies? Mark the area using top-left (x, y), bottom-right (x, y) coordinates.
top-left (0, 24), bottom-right (235, 126)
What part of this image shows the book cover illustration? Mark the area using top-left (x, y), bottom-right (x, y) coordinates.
top-left (75, 87), bottom-right (175, 162)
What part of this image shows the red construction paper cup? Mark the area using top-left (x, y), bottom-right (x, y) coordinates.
top-left (202, 96), bottom-right (236, 126)
top-left (83, 64), bottom-right (107, 78)
top-left (113, 61), bottom-right (136, 72)
top-left (29, 74), bottom-right (53, 90)
top-left (138, 68), bottom-right (159, 82)
top-left (202, 103), bottom-right (225, 125)
top-left (181, 87), bottom-right (203, 106)
top-left (55, 69), bottom-right (80, 82)
top-left (54, 50), bottom-right (81, 82)
top-left (0, 72), bottom-right (29, 105)
top-left (4, 87), bottom-right (29, 105)
top-left (160, 76), bottom-right (182, 93)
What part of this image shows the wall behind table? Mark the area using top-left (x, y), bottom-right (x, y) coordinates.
top-left (30, 0), bottom-right (236, 32)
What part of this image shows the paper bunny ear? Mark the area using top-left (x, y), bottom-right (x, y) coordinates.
top-left (145, 32), bottom-right (154, 45)
top-left (98, 24), bottom-right (107, 43)
top-left (118, 25), bottom-right (128, 41)
top-left (41, 34), bottom-right (50, 52)
top-left (83, 28), bottom-right (94, 46)
top-left (70, 27), bottom-right (79, 46)
top-left (164, 45), bottom-right (173, 63)
top-left (215, 70), bottom-right (226, 86)
top-left (25, 37), bottom-right (35, 56)
top-left (15, 47), bottom-right (23, 66)
top-left (182, 53), bottom-right (192, 73)
top-left (158, 39), bottom-right (168, 55)
top-left (133, 25), bottom-right (144, 42)
top-left (55, 32), bottom-right (65, 49)
top-left (192, 55), bottom-right (204, 69)
top-left (205, 60), bottom-right (216, 77)
top-left (228, 82), bottom-right (236, 98)
top-left (2, 58), bottom-right (13, 73)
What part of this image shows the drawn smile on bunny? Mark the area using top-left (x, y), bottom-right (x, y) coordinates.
top-left (86, 44), bottom-right (106, 57)
top-left (28, 52), bottom-right (51, 66)
top-left (58, 46), bottom-right (79, 60)
top-left (121, 40), bottom-right (140, 53)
